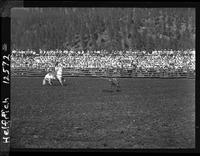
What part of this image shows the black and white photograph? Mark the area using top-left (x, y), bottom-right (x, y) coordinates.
top-left (8, 5), bottom-right (195, 149)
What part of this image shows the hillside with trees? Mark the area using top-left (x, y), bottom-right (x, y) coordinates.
top-left (11, 8), bottom-right (195, 53)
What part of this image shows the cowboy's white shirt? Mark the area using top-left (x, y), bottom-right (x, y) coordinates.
top-left (55, 66), bottom-right (62, 76)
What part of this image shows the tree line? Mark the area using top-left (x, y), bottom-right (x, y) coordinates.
top-left (11, 8), bottom-right (195, 53)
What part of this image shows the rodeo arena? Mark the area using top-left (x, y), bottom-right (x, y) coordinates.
top-left (11, 8), bottom-right (195, 149)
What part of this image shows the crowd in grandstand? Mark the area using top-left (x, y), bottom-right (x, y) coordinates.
top-left (11, 49), bottom-right (195, 73)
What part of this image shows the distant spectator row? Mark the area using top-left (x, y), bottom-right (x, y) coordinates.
top-left (11, 49), bottom-right (195, 73)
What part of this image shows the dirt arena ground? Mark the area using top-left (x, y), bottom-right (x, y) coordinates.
top-left (10, 77), bottom-right (195, 149)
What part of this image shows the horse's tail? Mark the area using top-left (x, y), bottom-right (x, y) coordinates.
top-left (42, 77), bottom-right (46, 85)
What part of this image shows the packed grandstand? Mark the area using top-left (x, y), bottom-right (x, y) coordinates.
top-left (11, 49), bottom-right (195, 73)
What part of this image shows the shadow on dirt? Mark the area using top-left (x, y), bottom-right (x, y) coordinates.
top-left (102, 89), bottom-right (121, 92)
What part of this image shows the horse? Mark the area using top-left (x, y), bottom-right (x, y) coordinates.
top-left (42, 72), bottom-right (57, 85)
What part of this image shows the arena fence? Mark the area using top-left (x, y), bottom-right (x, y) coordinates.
top-left (11, 68), bottom-right (195, 79)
